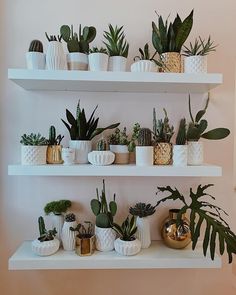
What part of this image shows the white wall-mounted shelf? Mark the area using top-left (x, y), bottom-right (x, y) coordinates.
top-left (8, 164), bottom-right (222, 177)
top-left (8, 69), bottom-right (222, 93)
top-left (9, 241), bottom-right (221, 270)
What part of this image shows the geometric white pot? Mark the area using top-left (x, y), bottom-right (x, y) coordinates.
top-left (88, 151), bottom-right (115, 166)
top-left (184, 56), bottom-right (207, 73)
top-left (26, 52), bottom-right (46, 70)
top-left (136, 216), bottom-right (151, 249)
top-left (187, 141), bottom-right (204, 165)
top-left (95, 226), bottom-right (116, 251)
top-left (61, 220), bottom-right (77, 251)
top-left (21, 145), bottom-right (47, 165)
top-left (88, 53), bottom-right (109, 71)
top-left (108, 56), bottom-right (127, 72)
top-left (114, 238), bottom-right (141, 256)
top-left (173, 145), bottom-right (188, 167)
top-left (46, 41), bottom-right (67, 70)
top-left (69, 140), bottom-right (92, 164)
top-left (135, 146), bottom-right (153, 166)
top-left (67, 52), bottom-right (88, 71)
top-left (31, 238), bottom-right (60, 256)
top-left (51, 214), bottom-right (64, 241)
top-left (61, 147), bottom-right (75, 165)
top-left (130, 60), bottom-right (157, 72)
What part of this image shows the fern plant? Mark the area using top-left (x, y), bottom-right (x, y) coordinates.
top-left (155, 184), bottom-right (236, 263)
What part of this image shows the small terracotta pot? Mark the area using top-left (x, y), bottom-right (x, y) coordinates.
top-left (46, 145), bottom-right (63, 164)
top-left (75, 235), bottom-right (96, 256)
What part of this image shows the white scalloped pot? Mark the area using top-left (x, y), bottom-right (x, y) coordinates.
top-left (21, 145), bottom-right (47, 165)
top-left (88, 151), bottom-right (115, 166)
top-left (95, 226), bottom-right (116, 251)
top-left (69, 140), bottom-right (92, 164)
top-left (31, 238), bottom-right (60, 256)
top-left (187, 142), bottom-right (203, 165)
top-left (184, 56), bottom-right (207, 73)
top-left (131, 60), bottom-right (157, 72)
top-left (46, 41), bottom-right (67, 70)
top-left (114, 238), bottom-right (141, 256)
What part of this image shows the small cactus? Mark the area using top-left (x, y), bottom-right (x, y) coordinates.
top-left (65, 213), bottom-right (76, 222)
top-left (138, 128), bottom-right (152, 146)
top-left (176, 118), bottom-right (187, 145)
top-left (96, 139), bottom-right (107, 151)
top-left (48, 126), bottom-right (64, 145)
top-left (29, 40), bottom-right (43, 53)
top-left (38, 216), bottom-right (57, 242)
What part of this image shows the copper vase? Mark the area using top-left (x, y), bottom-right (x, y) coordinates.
top-left (46, 145), bottom-right (63, 164)
top-left (160, 52), bottom-right (181, 73)
top-left (75, 235), bottom-right (95, 256)
top-left (154, 143), bottom-right (172, 165)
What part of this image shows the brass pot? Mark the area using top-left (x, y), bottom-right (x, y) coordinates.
top-left (76, 235), bottom-right (96, 256)
top-left (160, 52), bottom-right (181, 73)
top-left (161, 209), bottom-right (191, 249)
top-left (46, 145), bottom-right (63, 164)
top-left (154, 143), bottom-right (172, 165)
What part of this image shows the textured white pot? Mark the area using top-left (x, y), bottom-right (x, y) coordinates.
top-left (109, 145), bottom-right (128, 153)
top-left (88, 151), bottom-right (115, 166)
top-left (69, 140), bottom-right (92, 164)
top-left (108, 56), bottom-right (127, 72)
top-left (89, 53), bottom-right (109, 71)
top-left (135, 146), bottom-right (153, 166)
top-left (67, 52), bottom-right (88, 70)
top-left (46, 41), bottom-right (67, 70)
top-left (187, 142), bottom-right (204, 165)
top-left (136, 216), bottom-right (151, 249)
top-left (173, 145), bottom-right (188, 167)
top-left (62, 148), bottom-right (75, 165)
top-left (21, 145), bottom-right (47, 165)
top-left (114, 238), bottom-right (141, 256)
top-left (51, 214), bottom-right (64, 241)
top-left (26, 52), bottom-right (46, 69)
top-left (184, 56), bottom-right (207, 73)
top-left (95, 226), bottom-right (116, 251)
top-left (130, 60), bottom-right (157, 72)
top-left (61, 220), bottom-right (77, 251)
top-left (32, 238), bottom-right (60, 256)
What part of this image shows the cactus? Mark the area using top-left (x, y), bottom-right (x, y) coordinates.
top-left (138, 128), bottom-right (152, 146)
top-left (29, 40), bottom-right (43, 53)
top-left (128, 123), bottom-right (141, 152)
top-left (90, 180), bottom-right (117, 228)
top-left (45, 32), bottom-right (62, 42)
top-left (129, 202), bottom-right (156, 218)
top-left (70, 221), bottom-right (94, 238)
top-left (108, 127), bottom-right (129, 145)
top-left (89, 47), bottom-right (108, 54)
top-left (38, 216), bottom-right (57, 242)
top-left (96, 139), bottom-right (107, 151)
top-left (20, 133), bottom-right (48, 146)
top-left (176, 118), bottom-right (187, 145)
top-left (153, 108), bottom-right (174, 143)
top-left (38, 216), bottom-right (46, 236)
top-left (65, 213), bottom-right (76, 222)
top-left (48, 125), bottom-right (64, 145)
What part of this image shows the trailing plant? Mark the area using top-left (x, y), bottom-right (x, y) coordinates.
top-left (96, 138), bottom-right (107, 151)
top-left (48, 125), bottom-right (64, 145)
top-left (175, 118), bottom-right (187, 145)
top-left (153, 108), bottom-right (174, 143)
top-left (29, 40), bottom-right (43, 53)
top-left (90, 179), bottom-right (117, 228)
top-left (129, 202), bottom-right (156, 218)
top-left (89, 47), bottom-right (108, 54)
top-left (70, 221), bottom-right (94, 238)
top-left (155, 184), bottom-right (236, 263)
top-left (187, 94), bottom-right (230, 141)
top-left (61, 100), bottom-right (120, 140)
top-left (20, 133), bottom-right (48, 146)
top-left (38, 216), bottom-right (57, 242)
top-left (137, 128), bottom-right (152, 146)
top-left (108, 127), bottom-right (129, 145)
top-left (44, 200), bottom-right (72, 215)
top-left (128, 123), bottom-right (141, 152)
top-left (183, 36), bottom-right (217, 56)
top-left (112, 215), bottom-right (137, 241)
top-left (103, 24), bottom-right (129, 57)
top-left (45, 32), bottom-right (62, 42)
top-left (65, 213), bottom-right (76, 222)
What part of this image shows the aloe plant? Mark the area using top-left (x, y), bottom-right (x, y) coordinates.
top-left (112, 215), bottom-right (137, 241)
top-left (89, 47), bottom-right (108, 54)
top-left (183, 36), bottom-right (217, 56)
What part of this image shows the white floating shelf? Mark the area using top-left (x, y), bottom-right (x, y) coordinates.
top-left (9, 241), bottom-right (221, 270)
top-left (8, 69), bottom-right (222, 93)
top-left (8, 164), bottom-right (222, 177)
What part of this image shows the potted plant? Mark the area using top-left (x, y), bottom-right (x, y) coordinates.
top-left (26, 39), bottom-right (45, 70)
top-left (70, 221), bottom-right (95, 256)
top-left (61, 213), bottom-right (77, 251)
top-left (152, 10), bottom-right (193, 72)
top-left (156, 184), bottom-right (236, 263)
top-left (88, 138), bottom-right (115, 166)
top-left (103, 24), bottom-right (129, 72)
top-left (153, 108), bottom-right (174, 165)
top-left (90, 180), bottom-right (117, 251)
top-left (61, 147), bottom-right (75, 165)
top-left (131, 43), bottom-right (158, 72)
top-left (129, 202), bottom-right (156, 248)
top-left (32, 216), bottom-right (59, 256)
top-left (88, 47), bottom-right (109, 71)
top-left (46, 125), bottom-right (64, 164)
top-left (20, 133), bottom-right (48, 165)
top-left (128, 123), bottom-right (141, 163)
top-left (183, 36), bottom-right (217, 73)
top-left (187, 94), bottom-right (230, 165)
top-left (60, 25), bottom-right (96, 70)
top-left (112, 215), bottom-right (141, 256)
top-left (108, 127), bottom-right (129, 164)
top-left (135, 128), bottom-right (153, 166)
top-left (173, 118), bottom-right (188, 166)
top-left (61, 100), bottom-right (119, 164)
top-left (44, 199), bottom-right (72, 241)
top-left (45, 33), bottom-right (67, 70)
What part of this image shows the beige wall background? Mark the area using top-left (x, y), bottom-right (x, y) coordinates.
top-left (0, 0), bottom-right (236, 294)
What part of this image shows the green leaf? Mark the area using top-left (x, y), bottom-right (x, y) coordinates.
top-left (192, 215), bottom-right (204, 250)
top-left (198, 119), bottom-right (208, 134)
top-left (210, 228), bottom-right (217, 260)
top-left (175, 10), bottom-right (194, 51)
top-left (66, 109), bottom-right (76, 126)
top-left (203, 221), bottom-right (211, 256)
top-left (218, 233), bottom-right (225, 255)
top-left (201, 128), bottom-right (230, 140)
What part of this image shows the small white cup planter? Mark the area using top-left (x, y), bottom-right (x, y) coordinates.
top-left (173, 145), bottom-right (188, 167)
top-left (187, 141), bottom-right (203, 165)
top-left (62, 147), bottom-right (75, 165)
top-left (21, 145), bottom-right (47, 165)
top-left (184, 56), bottom-right (207, 73)
top-left (46, 41), bottom-right (67, 70)
top-left (88, 151), bottom-right (115, 166)
top-left (135, 146), bottom-right (153, 166)
top-left (114, 238), bottom-right (141, 256)
top-left (51, 214), bottom-right (64, 241)
top-left (136, 216), bottom-right (151, 249)
top-left (26, 52), bottom-right (46, 70)
top-left (95, 226), bottom-right (116, 251)
top-left (69, 140), bottom-right (92, 164)
top-left (130, 60), bottom-right (157, 72)
top-left (109, 145), bottom-right (129, 164)
top-left (61, 220), bottom-right (77, 251)
top-left (67, 52), bottom-right (88, 70)
top-left (108, 56), bottom-right (127, 72)
top-left (32, 238), bottom-right (60, 256)
top-left (89, 53), bottom-right (109, 71)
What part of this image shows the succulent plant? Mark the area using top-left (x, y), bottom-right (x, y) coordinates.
top-left (48, 125), bottom-right (64, 145)
top-left (38, 216), bottom-right (57, 242)
top-left (20, 133), bottom-right (48, 146)
top-left (96, 138), bottom-right (107, 151)
top-left (183, 36), bottom-right (217, 56)
top-left (45, 32), bottom-right (62, 42)
top-left (44, 200), bottom-right (72, 215)
top-left (103, 24), bottom-right (129, 57)
top-left (112, 215), bottom-right (137, 241)
top-left (134, 43), bottom-right (157, 63)
top-left (89, 47), bottom-right (108, 54)
top-left (61, 100), bottom-right (119, 140)
top-left (129, 202), bottom-right (156, 218)
top-left (128, 123), bottom-right (141, 152)
top-left (137, 128), bottom-right (152, 146)
top-left (153, 108), bottom-right (174, 143)
top-left (108, 127), bottom-right (129, 145)
top-left (28, 40), bottom-right (43, 53)
top-left (175, 118), bottom-right (187, 145)
top-left (90, 180), bottom-right (117, 228)
top-left (65, 213), bottom-right (76, 222)
top-left (70, 221), bottom-right (94, 238)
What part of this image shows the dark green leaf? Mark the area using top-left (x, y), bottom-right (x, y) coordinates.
top-left (201, 128), bottom-right (230, 140)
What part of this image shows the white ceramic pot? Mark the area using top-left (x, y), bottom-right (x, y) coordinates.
top-left (130, 60), bottom-right (157, 72)
top-left (184, 56), bottom-right (207, 73)
top-left (51, 214), bottom-right (64, 241)
top-left (135, 146), bottom-right (153, 166)
top-left (67, 52), bottom-right (88, 70)
top-left (108, 56), bottom-right (127, 72)
top-left (114, 238), bottom-right (141, 256)
top-left (109, 145), bottom-right (128, 153)
top-left (46, 41), bottom-right (67, 70)
top-left (136, 216), bottom-right (151, 249)
top-left (32, 238), bottom-right (60, 256)
top-left (88, 151), bottom-right (115, 166)
top-left (61, 220), bottom-right (77, 251)
top-left (95, 226), bottom-right (116, 251)
top-left (69, 140), bottom-right (92, 164)
top-left (89, 53), bottom-right (109, 71)
top-left (62, 147), bottom-right (75, 165)
top-left (173, 145), bottom-right (188, 167)
top-left (21, 145), bottom-right (47, 165)
top-left (26, 52), bottom-right (46, 70)
top-left (187, 141), bottom-right (204, 165)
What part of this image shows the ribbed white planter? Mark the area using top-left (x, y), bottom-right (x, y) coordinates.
top-left (89, 53), bottom-right (109, 71)
top-left (21, 145), bottom-right (47, 165)
top-left (136, 216), bottom-right (151, 249)
top-left (51, 214), bottom-right (64, 241)
top-left (26, 52), bottom-right (46, 69)
top-left (187, 142), bottom-right (204, 165)
top-left (108, 56), bottom-right (127, 72)
top-left (32, 238), bottom-right (60, 256)
top-left (114, 238), bottom-right (141, 256)
top-left (69, 140), bottom-right (92, 164)
top-left (67, 52), bottom-right (88, 70)
top-left (61, 148), bottom-right (75, 165)
top-left (173, 145), bottom-right (188, 167)
top-left (130, 60), bottom-right (157, 72)
top-left (88, 151), bottom-right (115, 166)
top-left (61, 220), bottom-right (77, 251)
top-left (46, 41), bottom-right (67, 70)
top-left (95, 226), bottom-right (116, 251)
top-left (135, 146), bottom-right (153, 166)
top-left (184, 56), bottom-right (207, 73)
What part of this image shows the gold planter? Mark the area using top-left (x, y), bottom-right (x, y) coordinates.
top-left (160, 52), bottom-right (181, 73)
top-left (154, 143), bottom-right (172, 165)
top-left (46, 145), bottom-right (63, 164)
top-left (76, 235), bottom-right (96, 256)
top-left (161, 209), bottom-right (191, 249)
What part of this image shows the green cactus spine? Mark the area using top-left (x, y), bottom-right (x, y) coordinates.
top-left (38, 216), bottom-right (46, 236)
top-left (96, 139), bottom-right (107, 151)
top-left (29, 40), bottom-right (43, 53)
top-left (49, 125), bottom-right (56, 144)
top-left (176, 118), bottom-right (187, 145)
top-left (138, 128), bottom-right (152, 146)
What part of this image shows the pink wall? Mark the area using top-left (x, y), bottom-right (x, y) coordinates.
top-left (0, 0), bottom-right (236, 294)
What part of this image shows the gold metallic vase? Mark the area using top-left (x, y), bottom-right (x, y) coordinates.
top-left (154, 143), bottom-right (172, 165)
top-left (46, 145), bottom-right (63, 164)
top-left (76, 235), bottom-right (95, 256)
top-left (160, 52), bottom-right (181, 73)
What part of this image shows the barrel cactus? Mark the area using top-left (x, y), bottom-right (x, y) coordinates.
top-left (29, 40), bottom-right (43, 53)
top-left (96, 139), bottom-right (107, 151)
top-left (138, 128), bottom-right (152, 146)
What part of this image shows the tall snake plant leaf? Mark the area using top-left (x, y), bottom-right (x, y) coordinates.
top-left (175, 10), bottom-right (194, 52)
top-left (158, 15), bottom-right (167, 51)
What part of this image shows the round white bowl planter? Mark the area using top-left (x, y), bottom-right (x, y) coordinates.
top-left (114, 238), bottom-right (141, 256)
top-left (89, 53), bottom-right (109, 71)
top-left (51, 214), bottom-right (64, 241)
top-left (62, 147), bottom-right (75, 165)
top-left (187, 142), bottom-right (204, 165)
top-left (21, 145), bottom-right (47, 165)
top-left (184, 56), bottom-right (207, 73)
top-left (61, 220), bottom-right (77, 251)
top-left (46, 41), bottom-right (67, 70)
top-left (135, 146), bottom-right (153, 166)
top-left (69, 140), bottom-right (92, 164)
top-left (108, 56), bottom-right (127, 72)
top-left (136, 216), bottom-right (151, 249)
top-left (32, 238), bottom-right (60, 256)
top-left (67, 52), bottom-right (88, 70)
top-left (26, 52), bottom-right (46, 69)
top-left (95, 226), bottom-right (116, 251)
top-left (88, 151), bottom-right (115, 166)
top-left (173, 145), bottom-right (188, 167)
top-left (130, 60), bottom-right (157, 72)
